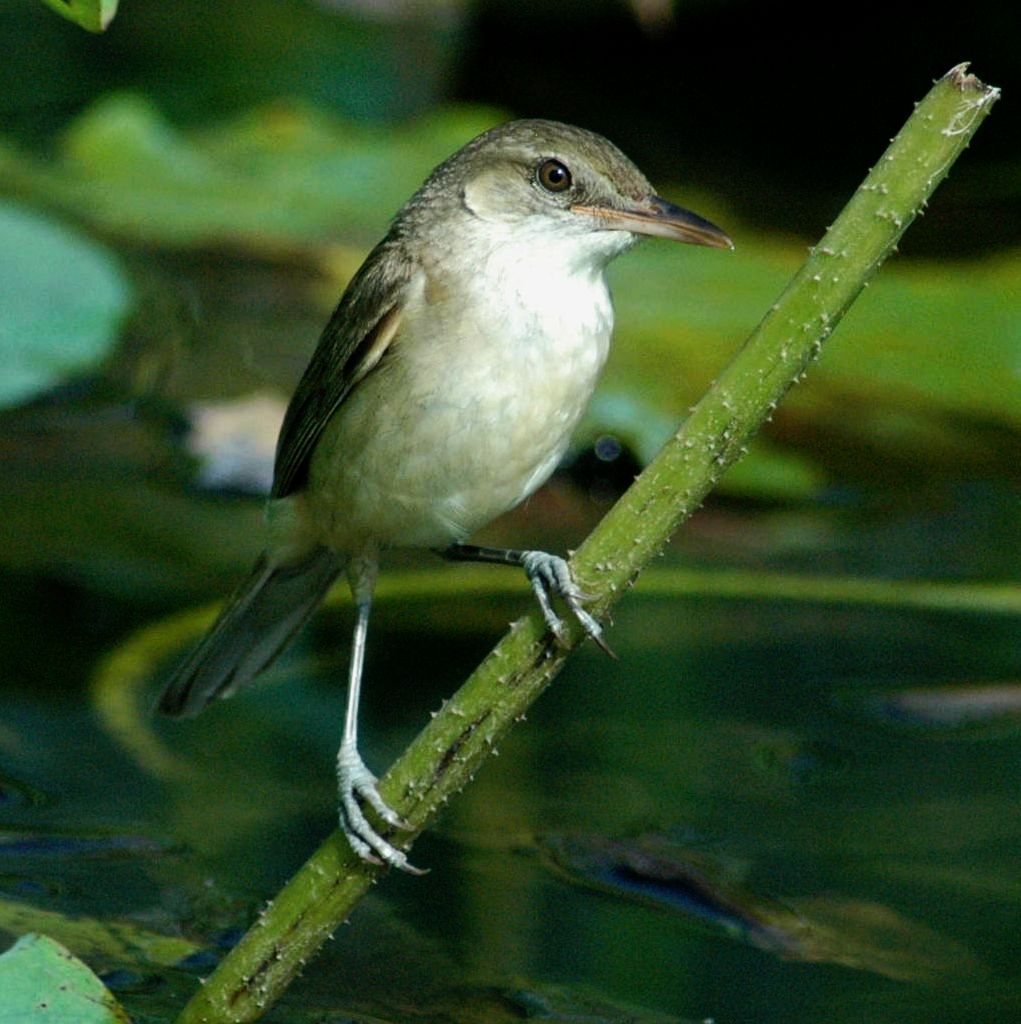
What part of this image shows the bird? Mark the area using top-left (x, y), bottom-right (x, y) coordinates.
top-left (158, 118), bottom-right (732, 873)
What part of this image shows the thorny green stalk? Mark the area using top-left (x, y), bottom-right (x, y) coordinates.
top-left (175, 64), bottom-right (999, 1023)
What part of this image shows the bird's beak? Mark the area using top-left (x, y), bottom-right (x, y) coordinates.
top-left (571, 195), bottom-right (733, 249)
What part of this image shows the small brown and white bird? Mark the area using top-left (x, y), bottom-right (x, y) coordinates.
top-left (158, 119), bottom-right (731, 872)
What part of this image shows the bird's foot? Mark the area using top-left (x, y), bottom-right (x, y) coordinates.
top-left (337, 742), bottom-right (425, 875)
top-left (519, 551), bottom-right (615, 658)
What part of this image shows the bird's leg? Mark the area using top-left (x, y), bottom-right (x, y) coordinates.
top-left (438, 543), bottom-right (614, 657)
top-left (338, 553), bottom-right (424, 874)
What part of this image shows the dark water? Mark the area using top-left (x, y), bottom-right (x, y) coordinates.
top-left (1, 475), bottom-right (1019, 1023)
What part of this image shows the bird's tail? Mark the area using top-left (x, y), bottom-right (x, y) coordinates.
top-left (157, 546), bottom-right (343, 717)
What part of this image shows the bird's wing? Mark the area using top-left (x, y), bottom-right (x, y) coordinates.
top-left (271, 238), bottom-right (414, 499)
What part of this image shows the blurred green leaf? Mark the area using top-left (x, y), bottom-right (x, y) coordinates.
top-left (603, 227), bottom-right (1021, 490)
top-left (0, 202), bottom-right (131, 408)
top-left (39, 0), bottom-right (118, 33)
top-left (0, 933), bottom-right (129, 1023)
top-left (0, 93), bottom-right (499, 257)
top-left (0, 901), bottom-right (198, 969)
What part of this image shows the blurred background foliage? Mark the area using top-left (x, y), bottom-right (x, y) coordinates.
top-left (1, 3), bottom-right (1020, 1023)
top-left (1, 0), bottom-right (1019, 593)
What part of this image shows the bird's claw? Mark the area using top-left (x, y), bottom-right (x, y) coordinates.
top-left (337, 743), bottom-right (426, 875)
top-left (520, 551), bottom-right (616, 658)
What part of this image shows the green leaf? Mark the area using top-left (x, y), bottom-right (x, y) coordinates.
top-left (605, 231), bottom-right (1021, 485)
top-left (39, 0), bottom-right (118, 33)
top-left (0, 899), bottom-right (199, 968)
top-left (0, 933), bottom-right (129, 1023)
top-left (0, 202), bottom-right (131, 409)
top-left (1, 93), bottom-right (499, 256)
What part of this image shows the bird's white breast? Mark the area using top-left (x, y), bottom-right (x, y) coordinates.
top-left (305, 224), bottom-right (625, 553)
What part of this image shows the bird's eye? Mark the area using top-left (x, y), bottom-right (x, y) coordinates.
top-left (537, 159), bottom-right (572, 193)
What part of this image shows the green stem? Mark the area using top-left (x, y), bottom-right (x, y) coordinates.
top-left (174, 64), bottom-right (999, 1023)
